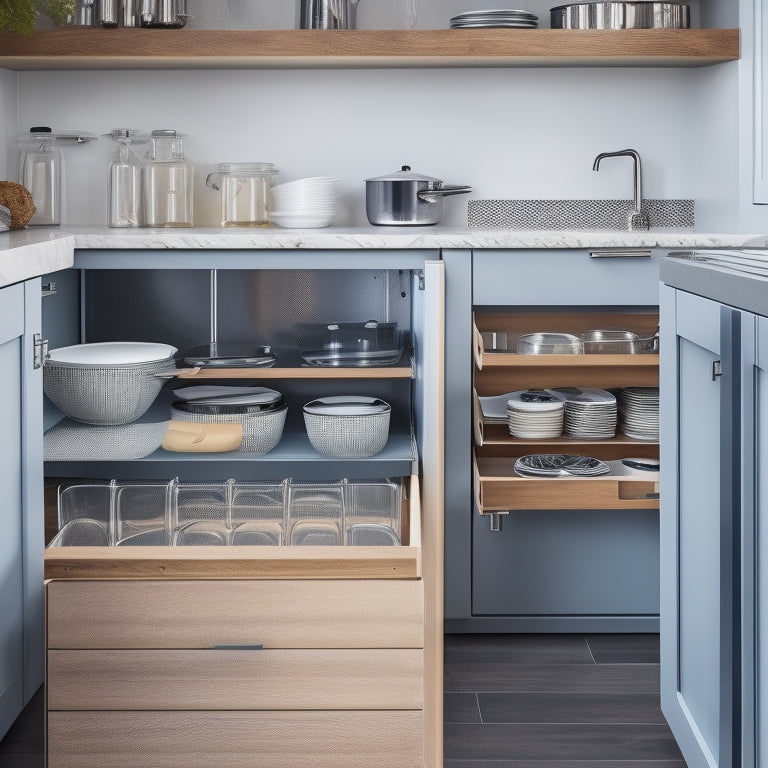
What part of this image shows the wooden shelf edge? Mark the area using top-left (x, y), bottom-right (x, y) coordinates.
top-left (478, 353), bottom-right (659, 368)
top-left (174, 366), bottom-right (413, 379)
top-left (0, 28), bottom-right (739, 70)
top-left (44, 544), bottom-right (420, 580)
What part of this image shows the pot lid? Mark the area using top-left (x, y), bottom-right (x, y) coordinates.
top-left (365, 165), bottom-right (442, 183)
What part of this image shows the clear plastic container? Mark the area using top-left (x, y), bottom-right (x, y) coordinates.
top-left (205, 162), bottom-right (278, 228)
top-left (343, 478), bottom-right (402, 546)
top-left (143, 129), bottom-right (194, 227)
top-left (107, 129), bottom-right (145, 228)
top-left (516, 332), bottom-right (583, 355)
top-left (287, 481), bottom-right (344, 546)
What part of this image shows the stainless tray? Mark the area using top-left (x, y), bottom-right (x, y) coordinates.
top-left (182, 343), bottom-right (276, 368)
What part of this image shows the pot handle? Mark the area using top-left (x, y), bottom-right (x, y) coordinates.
top-left (417, 185), bottom-right (472, 202)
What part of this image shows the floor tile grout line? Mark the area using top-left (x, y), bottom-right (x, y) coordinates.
top-left (584, 634), bottom-right (597, 664)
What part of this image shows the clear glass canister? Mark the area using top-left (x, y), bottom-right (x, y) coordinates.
top-left (144, 129), bottom-right (194, 227)
top-left (20, 127), bottom-right (60, 226)
top-left (205, 163), bottom-right (278, 227)
top-left (107, 129), bottom-right (145, 228)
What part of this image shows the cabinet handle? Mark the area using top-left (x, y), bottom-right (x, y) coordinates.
top-left (589, 249), bottom-right (652, 259)
top-left (213, 644), bottom-right (264, 650)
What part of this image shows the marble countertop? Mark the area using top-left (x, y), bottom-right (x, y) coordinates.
top-left (2, 225), bottom-right (768, 288)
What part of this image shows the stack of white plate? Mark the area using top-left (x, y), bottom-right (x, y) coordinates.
top-left (506, 390), bottom-right (564, 439)
top-left (551, 387), bottom-right (617, 439)
top-left (271, 177), bottom-right (340, 229)
top-left (615, 387), bottom-right (660, 441)
top-left (450, 8), bottom-right (538, 28)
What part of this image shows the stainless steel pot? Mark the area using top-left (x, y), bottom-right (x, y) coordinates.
top-left (141, 0), bottom-right (187, 27)
top-left (365, 165), bottom-right (471, 226)
top-left (550, 2), bottom-right (690, 29)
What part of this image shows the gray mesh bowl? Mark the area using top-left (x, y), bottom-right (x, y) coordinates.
top-left (169, 404), bottom-right (287, 455)
top-left (303, 410), bottom-right (390, 458)
top-left (44, 356), bottom-right (175, 426)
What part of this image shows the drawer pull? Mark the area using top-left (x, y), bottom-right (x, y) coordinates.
top-left (213, 644), bottom-right (264, 650)
top-left (590, 249), bottom-right (652, 259)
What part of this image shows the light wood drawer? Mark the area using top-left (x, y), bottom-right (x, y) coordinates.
top-left (48, 710), bottom-right (423, 768)
top-left (48, 648), bottom-right (423, 710)
top-left (47, 579), bottom-right (423, 649)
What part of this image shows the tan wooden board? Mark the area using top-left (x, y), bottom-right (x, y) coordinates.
top-left (48, 648), bottom-right (423, 710)
top-left (47, 710), bottom-right (423, 768)
top-left (47, 579), bottom-right (424, 649)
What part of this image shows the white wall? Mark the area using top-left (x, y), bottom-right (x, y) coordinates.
top-left (17, 65), bottom-right (738, 228)
top-left (0, 70), bottom-right (18, 180)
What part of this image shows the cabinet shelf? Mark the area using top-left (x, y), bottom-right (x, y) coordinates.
top-left (0, 28), bottom-right (739, 70)
top-left (475, 422), bottom-right (659, 456)
top-left (174, 365), bottom-right (413, 380)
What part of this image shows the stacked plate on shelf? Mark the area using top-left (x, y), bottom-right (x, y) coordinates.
top-left (615, 387), bottom-right (660, 441)
top-left (271, 177), bottom-right (340, 229)
top-left (449, 8), bottom-right (539, 27)
top-left (506, 390), bottom-right (565, 439)
top-left (551, 387), bottom-right (617, 439)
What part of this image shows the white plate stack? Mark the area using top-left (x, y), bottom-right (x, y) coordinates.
top-left (551, 387), bottom-right (617, 439)
top-left (271, 176), bottom-right (340, 229)
top-left (450, 8), bottom-right (538, 28)
top-left (506, 390), bottom-right (565, 439)
top-left (615, 387), bottom-right (660, 441)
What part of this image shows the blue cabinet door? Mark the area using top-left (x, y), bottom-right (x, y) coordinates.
top-left (0, 279), bottom-right (43, 740)
top-left (742, 313), bottom-right (768, 768)
top-left (0, 283), bottom-right (26, 740)
top-left (660, 284), bottom-right (741, 768)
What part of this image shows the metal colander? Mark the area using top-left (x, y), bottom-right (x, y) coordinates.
top-left (44, 356), bottom-right (175, 426)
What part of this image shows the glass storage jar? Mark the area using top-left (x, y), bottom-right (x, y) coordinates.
top-left (107, 129), bottom-right (145, 228)
top-left (20, 127), bottom-right (61, 226)
top-left (205, 163), bottom-right (278, 227)
top-left (143, 129), bottom-right (194, 227)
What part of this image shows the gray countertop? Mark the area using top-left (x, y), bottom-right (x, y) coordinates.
top-left (2, 225), bottom-right (768, 289)
top-left (660, 250), bottom-right (768, 317)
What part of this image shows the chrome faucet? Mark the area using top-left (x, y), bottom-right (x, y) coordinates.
top-left (592, 148), bottom-right (649, 231)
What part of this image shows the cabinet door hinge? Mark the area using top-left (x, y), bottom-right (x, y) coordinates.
top-left (33, 334), bottom-right (49, 369)
top-left (712, 359), bottom-right (723, 380)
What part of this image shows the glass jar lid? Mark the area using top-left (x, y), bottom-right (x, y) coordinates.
top-left (217, 162), bottom-right (279, 177)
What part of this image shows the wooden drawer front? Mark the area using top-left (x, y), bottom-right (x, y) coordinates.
top-left (48, 648), bottom-right (423, 710)
top-left (48, 710), bottom-right (424, 768)
top-left (47, 579), bottom-right (423, 649)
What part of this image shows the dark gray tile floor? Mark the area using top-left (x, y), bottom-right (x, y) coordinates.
top-left (0, 633), bottom-right (684, 768)
top-left (444, 633), bottom-right (686, 768)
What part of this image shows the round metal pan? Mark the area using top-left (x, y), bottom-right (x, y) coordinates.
top-left (550, 2), bottom-right (690, 29)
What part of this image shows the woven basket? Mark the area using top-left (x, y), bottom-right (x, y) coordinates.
top-left (44, 356), bottom-right (175, 426)
top-left (170, 404), bottom-right (287, 455)
top-left (303, 410), bottom-right (390, 458)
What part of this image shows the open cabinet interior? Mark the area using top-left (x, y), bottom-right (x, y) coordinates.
top-left (40, 254), bottom-right (444, 768)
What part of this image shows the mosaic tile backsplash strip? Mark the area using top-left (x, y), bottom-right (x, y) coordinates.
top-left (467, 199), bottom-right (695, 229)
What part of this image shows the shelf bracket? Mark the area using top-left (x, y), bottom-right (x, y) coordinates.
top-left (489, 511), bottom-right (509, 533)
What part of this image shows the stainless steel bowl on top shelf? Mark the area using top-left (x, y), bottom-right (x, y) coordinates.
top-left (550, 2), bottom-right (691, 29)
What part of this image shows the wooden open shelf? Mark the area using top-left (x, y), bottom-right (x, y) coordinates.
top-left (0, 27), bottom-right (739, 70)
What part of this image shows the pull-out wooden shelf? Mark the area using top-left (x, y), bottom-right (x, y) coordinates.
top-left (474, 455), bottom-right (659, 512)
top-left (472, 309), bottom-right (659, 512)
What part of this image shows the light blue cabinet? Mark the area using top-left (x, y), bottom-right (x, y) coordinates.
top-left (660, 254), bottom-right (768, 768)
top-left (0, 279), bottom-right (44, 740)
top-left (444, 248), bottom-right (662, 632)
top-left (659, 284), bottom-right (740, 768)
